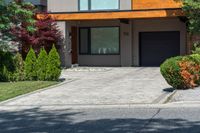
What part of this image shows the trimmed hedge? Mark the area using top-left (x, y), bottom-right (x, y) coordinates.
top-left (160, 54), bottom-right (200, 89)
top-left (0, 51), bottom-right (15, 81)
top-left (46, 45), bottom-right (61, 81)
top-left (37, 47), bottom-right (48, 81)
top-left (24, 47), bottom-right (37, 81)
top-left (0, 46), bottom-right (61, 82)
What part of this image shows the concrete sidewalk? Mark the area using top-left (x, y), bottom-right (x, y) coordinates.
top-left (170, 87), bottom-right (200, 104)
top-left (1, 67), bottom-right (172, 106)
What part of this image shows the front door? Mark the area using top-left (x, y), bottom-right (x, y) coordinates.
top-left (71, 27), bottom-right (78, 64)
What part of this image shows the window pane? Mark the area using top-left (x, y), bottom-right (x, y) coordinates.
top-left (91, 27), bottom-right (119, 54)
top-left (79, 0), bottom-right (89, 11)
top-left (91, 0), bottom-right (119, 10)
top-left (80, 29), bottom-right (89, 54)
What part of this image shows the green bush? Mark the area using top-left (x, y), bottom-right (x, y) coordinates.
top-left (0, 51), bottom-right (15, 81)
top-left (160, 54), bottom-right (200, 89)
top-left (46, 45), bottom-right (61, 81)
top-left (24, 47), bottom-right (37, 80)
top-left (11, 53), bottom-right (25, 81)
top-left (36, 47), bottom-right (48, 81)
top-left (160, 56), bottom-right (185, 89)
top-left (192, 42), bottom-right (200, 54)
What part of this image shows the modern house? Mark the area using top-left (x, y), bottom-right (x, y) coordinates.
top-left (45, 0), bottom-right (195, 67)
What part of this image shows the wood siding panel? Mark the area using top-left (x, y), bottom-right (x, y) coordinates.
top-left (132, 0), bottom-right (183, 10)
top-left (37, 9), bottom-right (184, 21)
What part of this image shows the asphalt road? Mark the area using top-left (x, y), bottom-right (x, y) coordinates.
top-left (1, 105), bottom-right (200, 133)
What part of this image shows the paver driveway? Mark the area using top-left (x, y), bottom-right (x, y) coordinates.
top-left (1, 67), bottom-right (172, 106)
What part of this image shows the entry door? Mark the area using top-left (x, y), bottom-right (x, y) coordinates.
top-left (71, 27), bottom-right (78, 64)
top-left (140, 31), bottom-right (180, 66)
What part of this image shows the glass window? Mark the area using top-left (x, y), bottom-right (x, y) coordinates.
top-left (79, 0), bottom-right (89, 11)
top-left (91, 0), bottom-right (119, 10)
top-left (79, 27), bottom-right (120, 55)
top-left (79, 0), bottom-right (119, 11)
top-left (80, 28), bottom-right (89, 54)
top-left (91, 28), bottom-right (119, 54)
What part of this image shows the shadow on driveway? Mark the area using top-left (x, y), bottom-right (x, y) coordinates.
top-left (0, 107), bottom-right (200, 133)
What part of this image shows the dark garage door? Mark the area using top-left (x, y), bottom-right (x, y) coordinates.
top-left (140, 31), bottom-right (180, 66)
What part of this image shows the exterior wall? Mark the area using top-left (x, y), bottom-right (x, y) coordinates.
top-left (48, 0), bottom-right (131, 13)
top-left (62, 20), bottom-right (132, 66)
top-left (120, 0), bottom-right (132, 10)
top-left (132, 18), bottom-right (187, 66)
top-left (47, 0), bottom-right (182, 13)
top-left (56, 18), bottom-right (187, 67)
top-left (56, 21), bottom-right (72, 67)
top-left (76, 20), bottom-right (122, 66)
top-left (120, 21), bottom-right (133, 66)
top-left (48, 0), bottom-right (78, 12)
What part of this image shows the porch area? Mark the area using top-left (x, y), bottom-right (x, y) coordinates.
top-left (57, 18), bottom-right (186, 67)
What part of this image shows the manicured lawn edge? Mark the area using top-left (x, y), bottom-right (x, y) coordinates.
top-left (0, 79), bottom-right (75, 105)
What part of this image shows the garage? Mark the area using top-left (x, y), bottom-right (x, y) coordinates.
top-left (140, 31), bottom-right (180, 66)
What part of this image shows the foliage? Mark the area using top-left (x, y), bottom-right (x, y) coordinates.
top-left (160, 56), bottom-right (184, 89)
top-left (24, 47), bottom-right (37, 80)
top-left (36, 47), bottom-right (48, 80)
top-left (0, 0), bottom-right (36, 51)
top-left (0, 46), bottom-right (61, 82)
top-left (192, 41), bottom-right (200, 54)
top-left (12, 53), bottom-right (25, 81)
top-left (0, 51), bottom-right (15, 81)
top-left (46, 45), bottom-right (61, 81)
top-left (11, 13), bottom-right (62, 55)
top-left (160, 54), bottom-right (200, 89)
top-left (183, 0), bottom-right (200, 34)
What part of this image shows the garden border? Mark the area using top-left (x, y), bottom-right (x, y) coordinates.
top-left (0, 79), bottom-right (77, 105)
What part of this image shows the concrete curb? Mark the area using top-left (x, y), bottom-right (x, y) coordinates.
top-left (2, 103), bottom-right (200, 109)
top-left (152, 89), bottom-right (177, 104)
top-left (159, 90), bottom-right (177, 104)
top-left (0, 79), bottom-right (77, 106)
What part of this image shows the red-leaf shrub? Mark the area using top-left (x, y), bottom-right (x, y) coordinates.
top-left (11, 13), bottom-right (62, 57)
top-left (161, 54), bottom-right (200, 89)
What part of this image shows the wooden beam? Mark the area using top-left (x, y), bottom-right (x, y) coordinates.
top-left (37, 9), bottom-right (184, 21)
top-left (132, 0), bottom-right (183, 10)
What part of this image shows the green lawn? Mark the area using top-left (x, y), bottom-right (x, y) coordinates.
top-left (0, 81), bottom-right (59, 102)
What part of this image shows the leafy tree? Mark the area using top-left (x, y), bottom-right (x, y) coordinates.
top-left (24, 47), bottom-right (37, 80)
top-left (0, 0), bottom-right (36, 51)
top-left (36, 47), bottom-right (48, 81)
top-left (11, 13), bottom-right (62, 56)
top-left (46, 45), bottom-right (61, 81)
top-left (183, 0), bottom-right (200, 34)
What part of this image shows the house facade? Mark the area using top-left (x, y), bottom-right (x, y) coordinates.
top-left (46, 0), bottom-right (188, 67)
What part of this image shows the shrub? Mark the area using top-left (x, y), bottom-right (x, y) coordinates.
top-left (36, 48), bottom-right (48, 81)
top-left (0, 51), bottom-right (15, 81)
top-left (192, 42), bottom-right (200, 54)
top-left (46, 45), bottom-right (61, 81)
top-left (24, 47), bottom-right (37, 80)
top-left (160, 56), bottom-right (184, 89)
top-left (11, 53), bottom-right (25, 81)
top-left (160, 54), bottom-right (200, 89)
